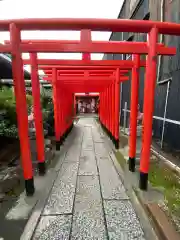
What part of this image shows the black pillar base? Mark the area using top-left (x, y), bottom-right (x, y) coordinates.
top-left (25, 178), bottom-right (35, 196)
top-left (128, 157), bottom-right (136, 172)
top-left (70, 124), bottom-right (73, 132)
top-left (67, 127), bottom-right (69, 135)
top-left (139, 172), bottom-right (148, 191)
top-left (38, 162), bottom-right (46, 176)
top-left (59, 137), bottom-right (63, 145)
top-left (62, 134), bottom-right (65, 143)
top-left (110, 132), bottom-right (113, 141)
top-left (115, 139), bottom-right (119, 149)
top-left (66, 129), bottom-right (68, 137)
top-left (112, 136), bottom-right (115, 145)
top-left (106, 129), bottom-right (108, 136)
top-left (56, 141), bottom-right (61, 151)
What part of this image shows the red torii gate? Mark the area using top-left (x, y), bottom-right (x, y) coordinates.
top-left (1, 18), bottom-right (178, 196)
top-left (23, 56), bottom-right (131, 149)
top-left (26, 56), bottom-right (130, 154)
top-left (40, 66), bottom-right (129, 150)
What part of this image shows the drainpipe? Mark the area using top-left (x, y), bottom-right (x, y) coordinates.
top-left (120, 83), bottom-right (122, 119)
top-left (157, 0), bottom-right (171, 148)
top-left (123, 102), bottom-right (127, 131)
top-left (120, 32), bottom-right (124, 122)
top-left (160, 79), bottom-right (172, 148)
top-left (157, 0), bottom-right (165, 82)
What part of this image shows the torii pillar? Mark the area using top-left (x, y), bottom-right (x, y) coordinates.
top-left (30, 53), bottom-right (46, 175)
top-left (140, 27), bottom-right (158, 190)
top-left (10, 23), bottom-right (35, 196)
top-left (128, 54), bottom-right (140, 172)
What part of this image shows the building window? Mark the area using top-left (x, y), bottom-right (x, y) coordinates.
top-left (126, 55), bottom-right (132, 60)
top-left (143, 12), bottom-right (150, 21)
top-left (125, 35), bottom-right (134, 60)
top-left (141, 13), bottom-right (150, 42)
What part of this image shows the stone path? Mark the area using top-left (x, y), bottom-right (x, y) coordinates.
top-left (31, 118), bottom-right (146, 240)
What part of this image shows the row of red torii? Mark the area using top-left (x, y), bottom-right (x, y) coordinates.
top-left (1, 18), bottom-right (179, 196)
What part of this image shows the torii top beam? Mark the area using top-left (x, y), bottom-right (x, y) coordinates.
top-left (3, 41), bottom-right (175, 54)
top-left (1, 18), bottom-right (180, 35)
top-left (43, 69), bottom-right (128, 76)
top-left (45, 69), bottom-right (128, 74)
top-left (24, 60), bottom-right (145, 68)
top-left (75, 93), bottom-right (99, 97)
top-left (5, 39), bottom-right (175, 55)
top-left (43, 76), bottom-right (129, 82)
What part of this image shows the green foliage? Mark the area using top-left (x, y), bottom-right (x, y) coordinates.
top-left (40, 88), bottom-right (55, 136)
top-left (0, 87), bottom-right (17, 125)
top-left (113, 150), bottom-right (126, 170)
top-left (41, 88), bottom-right (53, 111)
top-left (0, 120), bottom-right (18, 138)
top-left (0, 87), bottom-right (33, 138)
top-left (26, 94), bottom-right (33, 108)
top-left (149, 161), bottom-right (180, 232)
top-left (149, 162), bottom-right (180, 216)
top-left (41, 88), bottom-right (53, 120)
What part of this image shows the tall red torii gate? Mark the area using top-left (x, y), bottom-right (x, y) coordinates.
top-left (1, 18), bottom-right (178, 196)
top-left (25, 55), bottom-right (130, 156)
top-left (23, 56), bottom-right (131, 152)
top-left (40, 65), bottom-right (129, 150)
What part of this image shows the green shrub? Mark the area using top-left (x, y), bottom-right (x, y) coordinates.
top-left (0, 87), bottom-right (33, 138)
top-left (40, 88), bottom-right (55, 136)
top-left (41, 89), bottom-right (53, 111)
top-left (0, 120), bottom-right (18, 138)
top-left (26, 94), bottom-right (33, 108)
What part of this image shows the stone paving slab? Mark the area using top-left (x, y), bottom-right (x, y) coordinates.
top-left (104, 200), bottom-right (145, 240)
top-left (81, 146), bottom-right (94, 151)
top-left (33, 215), bottom-right (72, 240)
top-left (82, 141), bottom-right (94, 151)
top-left (93, 139), bottom-right (104, 143)
top-left (96, 155), bottom-right (129, 200)
top-left (79, 155), bottom-right (98, 176)
top-left (92, 129), bottom-right (105, 143)
top-left (80, 149), bottom-right (95, 157)
top-left (43, 162), bottom-right (79, 215)
top-left (64, 149), bottom-right (81, 162)
top-left (71, 175), bottom-right (107, 240)
top-left (94, 142), bottom-right (108, 157)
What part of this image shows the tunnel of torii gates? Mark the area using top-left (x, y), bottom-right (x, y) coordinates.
top-left (1, 18), bottom-right (179, 196)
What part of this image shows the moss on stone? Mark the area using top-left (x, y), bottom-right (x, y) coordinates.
top-left (113, 150), bottom-right (126, 170)
top-left (149, 161), bottom-right (180, 232)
